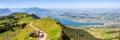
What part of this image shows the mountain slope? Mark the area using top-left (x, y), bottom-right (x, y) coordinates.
top-left (20, 7), bottom-right (53, 18)
top-left (32, 17), bottom-right (62, 40)
top-left (9, 15), bottom-right (61, 40)
top-left (0, 12), bottom-right (38, 40)
top-left (0, 8), bottom-right (12, 16)
top-left (10, 23), bottom-right (36, 40)
top-left (0, 12), bottom-right (112, 40)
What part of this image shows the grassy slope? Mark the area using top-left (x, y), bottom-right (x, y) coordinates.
top-left (11, 12), bottom-right (27, 18)
top-left (0, 19), bottom-right (9, 23)
top-left (0, 30), bottom-right (12, 40)
top-left (10, 17), bottom-right (61, 40)
top-left (80, 27), bottom-right (120, 40)
top-left (32, 17), bottom-right (61, 40)
top-left (18, 17), bottom-right (32, 24)
top-left (62, 26), bottom-right (101, 40)
top-left (9, 13), bottom-right (35, 40)
top-left (10, 24), bottom-right (36, 40)
top-left (11, 12), bottom-right (33, 24)
top-left (0, 13), bottom-right (33, 40)
top-left (0, 30), bottom-right (12, 37)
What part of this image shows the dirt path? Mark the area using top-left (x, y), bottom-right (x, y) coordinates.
top-left (29, 20), bottom-right (47, 40)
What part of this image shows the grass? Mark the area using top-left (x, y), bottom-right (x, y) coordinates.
top-left (0, 30), bottom-right (13, 40)
top-left (18, 17), bottom-right (32, 24)
top-left (9, 13), bottom-right (36, 40)
top-left (32, 17), bottom-right (61, 40)
top-left (10, 17), bottom-right (61, 40)
top-left (80, 27), bottom-right (120, 40)
top-left (0, 19), bottom-right (9, 23)
top-left (11, 12), bottom-right (27, 19)
top-left (11, 12), bottom-right (33, 24)
top-left (0, 30), bottom-right (12, 37)
top-left (10, 24), bottom-right (36, 40)
top-left (0, 13), bottom-right (36, 40)
top-left (100, 28), bottom-right (112, 39)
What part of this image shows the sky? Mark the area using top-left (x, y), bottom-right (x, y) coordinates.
top-left (0, 0), bottom-right (120, 9)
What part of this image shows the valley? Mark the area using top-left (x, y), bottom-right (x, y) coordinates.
top-left (0, 8), bottom-right (120, 40)
top-left (1, 0), bottom-right (120, 40)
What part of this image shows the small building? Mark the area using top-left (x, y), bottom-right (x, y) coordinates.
top-left (29, 30), bottom-right (40, 37)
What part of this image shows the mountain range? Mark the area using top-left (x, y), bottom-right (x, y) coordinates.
top-left (0, 8), bottom-right (120, 40)
top-left (1, 7), bottom-right (120, 26)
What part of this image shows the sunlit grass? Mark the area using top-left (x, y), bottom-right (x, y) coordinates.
top-left (10, 24), bottom-right (36, 40)
top-left (0, 19), bottom-right (9, 23)
top-left (81, 27), bottom-right (120, 40)
top-left (18, 17), bottom-right (32, 24)
top-left (32, 17), bottom-right (61, 40)
top-left (0, 30), bottom-right (12, 37)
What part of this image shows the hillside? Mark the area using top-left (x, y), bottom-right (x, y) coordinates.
top-left (0, 12), bottom-right (62, 40)
top-left (0, 12), bottom-right (38, 40)
top-left (4, 13), bottom-right (62, 40)
top-left (10, 17), bottom-right (62, 40)
top-left (1, 12), bottom-right (119, 40)
top-left (64, 26), bottom-right (120, 40)
top-left (10, 23), bottom-right (36, 40)
top-left (32, 17), bottom-right (62, 40)
top-left (61, 25), bottom-right (101, 40)
top-left (0, 12), bottom-right (33, 33)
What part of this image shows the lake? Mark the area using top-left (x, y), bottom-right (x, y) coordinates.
top-left (38, 15), bottom-right (104, 26)
top-left (53, 18), bottom-right (104, 26)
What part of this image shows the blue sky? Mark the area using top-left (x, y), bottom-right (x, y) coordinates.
top-left (0, 0), bottom-right (120, 9)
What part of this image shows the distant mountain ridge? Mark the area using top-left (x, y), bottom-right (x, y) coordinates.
top-left (1, 7), bottom-right (120, 26)
top-left (1, 7), bottom-right (120, 17)
top-left (0, 8), bottom-right (12, 16)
